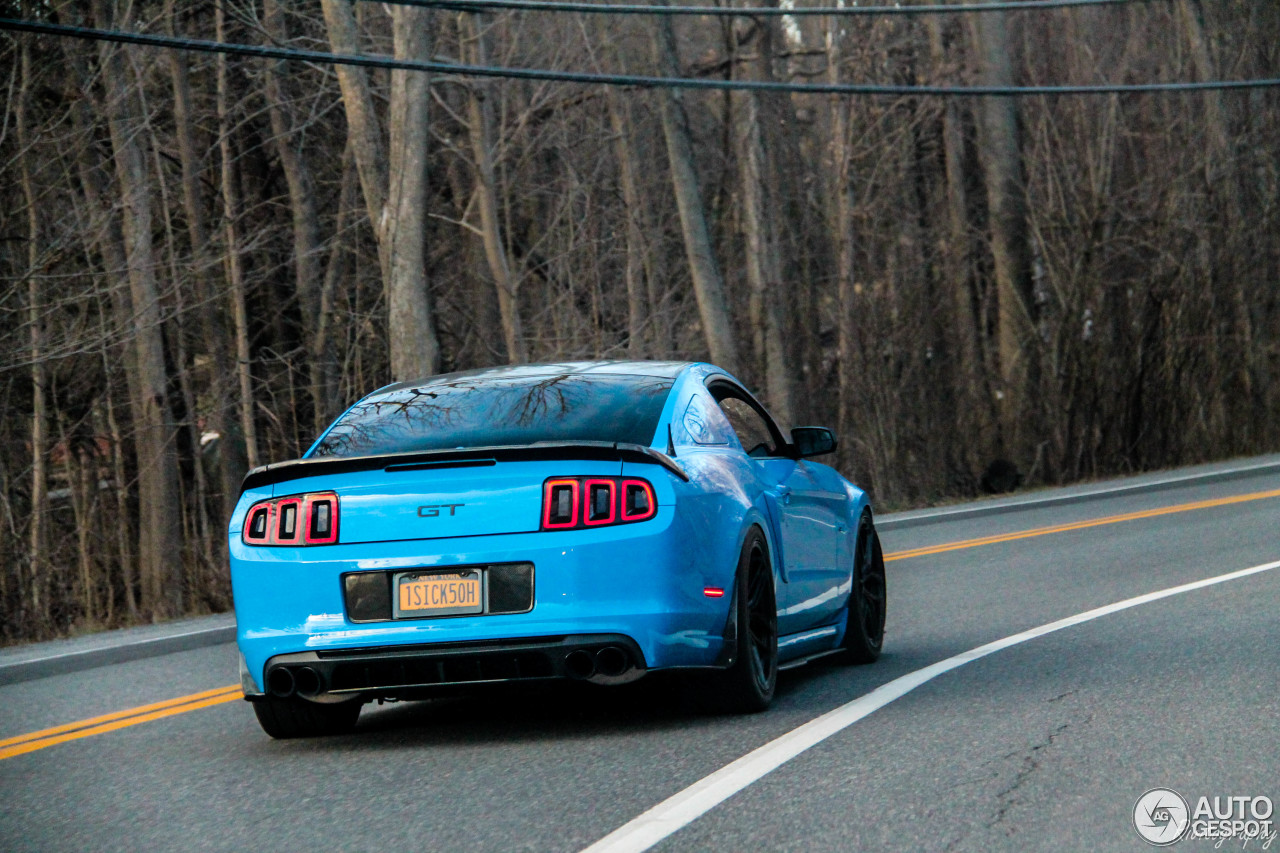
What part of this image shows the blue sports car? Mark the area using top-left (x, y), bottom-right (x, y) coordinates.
top-left (230, 361), bottom-right (886, 738)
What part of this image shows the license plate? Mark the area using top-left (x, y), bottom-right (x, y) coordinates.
top-left (393, 570), bottom-right (484, 618)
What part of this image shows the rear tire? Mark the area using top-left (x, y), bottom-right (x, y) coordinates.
top-left (708, 527), bottom-right (777, 713)
top-left (842, 511), bottom-right (886, 664)
top-left (252, 695), bottom-right (362, 739)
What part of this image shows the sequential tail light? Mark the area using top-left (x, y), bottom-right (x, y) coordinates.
top-left (621, 479), bottom-right (657, 522)
top-left (583, 479), bottom-right (617, 526)
top-left (539, 476), bottom-right (657, 531)
top-left (304, 494), bottom-right (339, 544)
top-left (242, 491), bottom-right (339, 546)
top-left (246, 503), bottom-right (272, 542)
top-left (275, 497), bottom-right (302, 544)
top-left (542, 479), bottom-right (580, 529)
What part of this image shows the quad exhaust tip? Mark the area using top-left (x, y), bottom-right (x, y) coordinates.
top-left (267, 666), bottom-right (296, 698)
top-left (595, 646), bottom-right (629, 677)
top-left (266, 665), bottom-right (325, 698)
top-left (294, 666), bottom-right (323, 697)
top-left (565, 649), bottom-right (596, 679)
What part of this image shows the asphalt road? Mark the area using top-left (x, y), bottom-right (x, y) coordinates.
top-left (2, 467), bottom-right (1278, 852)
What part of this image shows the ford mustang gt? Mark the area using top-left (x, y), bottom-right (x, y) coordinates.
top-left (230, 361), bottom-right (886, 738)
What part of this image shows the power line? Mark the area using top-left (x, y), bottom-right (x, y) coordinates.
top-left (375, 0), bottom-right (1156, 17)
top-left (4, 16), bottom-right (1280, 97)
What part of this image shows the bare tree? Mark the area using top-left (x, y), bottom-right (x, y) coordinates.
top-left (458, 12), bottom-right (526, 364)
top-left (969, 4), bottom-right (1037, 459)
top-left (321, 0), bottom-right (440, 381)
top-left (165, 0), bottom-right (246, 517)
top-left (93, 0), bottom-right (184, 616)
top-left (651, 9), bottom-right (740, 373)
top-left (17, 31), bottom-right (48, 626)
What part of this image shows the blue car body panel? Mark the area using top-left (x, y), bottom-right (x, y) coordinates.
top-left (229, 361), bottom-right (869, 696)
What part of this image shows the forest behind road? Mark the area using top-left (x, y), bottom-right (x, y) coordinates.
top-left (1, 0), bottom-right (1277, 642)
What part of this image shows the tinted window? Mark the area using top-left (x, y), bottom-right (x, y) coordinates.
top-left (717, 397), bottom-right (778, 458)
top-left (311, 374), bottom-right (674, 458)
top-left (680, 393), bottom-right (735, 447)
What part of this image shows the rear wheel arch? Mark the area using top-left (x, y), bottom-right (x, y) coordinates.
top-left (707, 524), bottom-right (778, 712)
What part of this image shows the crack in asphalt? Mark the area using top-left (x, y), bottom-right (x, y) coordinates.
top-left (942, 713), bottom-right (1095, 851)
top-left (987, 721), bottom-right (1074, 830)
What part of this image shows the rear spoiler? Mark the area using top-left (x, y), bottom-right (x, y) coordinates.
top-left (239, 441), bottom-right (689, 494)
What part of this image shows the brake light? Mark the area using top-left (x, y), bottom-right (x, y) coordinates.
top-left (304, 494), bottom-right (338, 544)
top-left (582, 479), bottom-right (617, 526)
top-left (275, 497), bottom-right (302, 544)
top-left (539, 476), bottom-right (657, 530)
top-left (242, 491), bottom-right (340, 546)
top-left (621, 479), bottom-right (656, 522)
top-left (542, 479), bottom-right (580, 529)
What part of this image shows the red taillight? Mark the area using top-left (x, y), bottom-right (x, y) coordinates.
top-left (304, 493), bottom-right (339, 544)
top-left (539, 476), bottom-right (657, 530)
top-left (621, 479), bottom-right (657, 522)
top-left (542, 479), bottom-right (580, 529)
top-left (275, 497), bottom-right (302, 544)
top-left (582, 479), bottom-right (617, 526)
top-left (242, 491), bottom-right (339, 546)
top-left (243, 503), bottom-right (273, 544)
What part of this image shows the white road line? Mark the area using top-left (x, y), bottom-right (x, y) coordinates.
top-left (581, 558), bottom-right (1280, 853)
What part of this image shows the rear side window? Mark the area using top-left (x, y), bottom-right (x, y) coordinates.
top-left (718, 397), bottom-right (778, 457)
top-left (311, 374), bottom-right (675, 458)
top-left (679, 393), bottom-right (736, 447)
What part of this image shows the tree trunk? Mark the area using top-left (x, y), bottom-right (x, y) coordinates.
top-left (735, 89), bottom-right (794, 427)
top-left (165, 0), bottom-right (247, 523)
top-left (459, 12), bottom-right (526, 364)
top-left (262, 0), bottom-right (345, 418)
top-left (926, 14), bottom-right (981, 394)
top-left (1176, 0), bottom-right (1252, 423)
top-left (18, 34), bottom-right (47, 628)
top-left (320, 0), bottom-right (389, 250)
top-left (827, 14), bottom-right (858, 473)
top-left (738, 8), bottom-right (798, 426)
top-left (322, 0), bottom-right (440, 380)
top-left (386, 4), bottom-right (442, 380)
top-left (316, 143), bottom-right (359, 422)
top-left (969, 6), bottom-right (1037, 460)
top-left (607, 92), bottom-right (647, 358)
top-left (68, 57), bottom-right (140, 619)
top-left (216, 3), bottom-right (260, 472)
top-left (651, 9), bottom-right (740, 373)
top-left (606, 88), bottom-right (661, 359)
top-left (94, 0), bottom-right (184, 617)
top-left (1176, 0), bottom-right (1230, 159)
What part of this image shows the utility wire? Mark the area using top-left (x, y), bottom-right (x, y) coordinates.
top-left (375, 0), bottom-right (1157, 17)
top-left (4, 17), bottom-right (1280, 96)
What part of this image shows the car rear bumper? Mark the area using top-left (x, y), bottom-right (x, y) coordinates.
top-left (250, 633), bottom-right (647, 701)
top-left (230, 506), bottom-right (736, 694)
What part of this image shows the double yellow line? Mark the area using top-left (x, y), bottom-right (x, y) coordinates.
top-left (886, 488), bottom-right (1280, 562)
top-left (2, 485), bottom-right (1277, 762)
top-left (0, 685), bottom-right (241, 761)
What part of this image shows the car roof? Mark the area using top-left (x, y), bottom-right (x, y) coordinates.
top-left (379, 360), bottom-right (695, 394)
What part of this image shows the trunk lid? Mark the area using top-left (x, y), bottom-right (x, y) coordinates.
top-left (284, 458), bottom-right (623, 543)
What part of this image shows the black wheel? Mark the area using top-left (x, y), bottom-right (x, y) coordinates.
top-left (252, 695), bottom-right (362, 739)
top-left (842, 511), bottom-right (886, 664)
top-left (709, 527), bottom-right (778, 713)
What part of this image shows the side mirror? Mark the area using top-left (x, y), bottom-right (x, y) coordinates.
top-left (791, 426), bottom-right (837, 459)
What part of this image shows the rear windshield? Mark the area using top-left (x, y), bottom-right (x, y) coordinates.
top-left (310, 373), bottom-right (675, 458)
